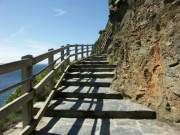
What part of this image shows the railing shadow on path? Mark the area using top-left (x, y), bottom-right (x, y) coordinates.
top-left (0, 44), bottom-right (95, 134)
top-left (35, 74), bottom-right (111, 134)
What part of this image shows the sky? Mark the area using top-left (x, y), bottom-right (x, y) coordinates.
top-left (0, 0), bottom-right (109, 63)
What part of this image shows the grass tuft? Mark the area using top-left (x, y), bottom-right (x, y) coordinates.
top-left (0, 61), bottom-right (71, 134)
top-left (109, 0), bottom-right (116, 6)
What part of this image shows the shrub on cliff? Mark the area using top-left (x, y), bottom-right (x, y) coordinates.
top-left (109, 0), bottom-right (116, 6)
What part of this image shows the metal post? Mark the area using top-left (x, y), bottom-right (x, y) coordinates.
top-left (75, 45), bottom-right (78, 61)
top-left (61, 46), bottom-right (64, 74)
top-left (21, 55), bottom-right (33, 128)
top-left (81, 45), bottom-right (84, 58)
top-left (48, 48), bottom-right (54, 92)
top-left (67, 44), bottom-right (70, 65)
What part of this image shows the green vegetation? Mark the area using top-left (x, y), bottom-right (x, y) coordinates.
top-left (109, 0), bottom-right (116, 6)
top-left (109, 59), bottom-right (114, 64)
top-left (108, 49), bottom-right (120, 64)
top-left (0, 61), bottom-right (70, 134)
top-left (0, 69), bottom-right (49, 134)
top-left (0, 109), bottom-right (22, 135)
top-left (5, 87), bottom-right (21, 105)
top-left (95, 34), bottom-right (104, 45)
top-left (116, 24), bottom-right (129, 36)
top-left (114, 49), bottom-right (119, 61)
top-left (106, 23), bottom-right (112, 29)
top-left (94, 34), bottom-right (104, 54)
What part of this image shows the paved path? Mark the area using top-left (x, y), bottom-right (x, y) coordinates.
top-left (35, 117), bottom-right (180, 135)
top-left (5, 56), bottom-right (180, 135)
top-left (34, 56), bottom-right (180, 135)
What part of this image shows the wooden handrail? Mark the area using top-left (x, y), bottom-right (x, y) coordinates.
top-left (0, 44), bottom-right (93, 75)
top-left (0, 44), bottom-right (93, 94)
top-left (0, 91), bottom-right (34, 120)
top-left (0, 44), bottom-right (94, 133)
top-left (0, 59), bottom-right (33, 75)
top-left (100, 27), bottom-right (112, 54)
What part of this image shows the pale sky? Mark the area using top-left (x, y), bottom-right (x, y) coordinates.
top-left (0, 0), bottom-right (109, 63)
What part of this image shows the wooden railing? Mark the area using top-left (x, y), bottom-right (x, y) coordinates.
top-left (100, 27), bottom-right (112, 54)
top-left (93, 24), bottom-right (113, 56)
top-left (0, 44), bottom-right (93, 134)
top-left (92, 28), bottom-right (112, 55)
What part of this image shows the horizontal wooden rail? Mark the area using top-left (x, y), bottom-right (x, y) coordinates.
top-left (33, 47), bottom-right (67, 64)
top-left (0, 59), bottom-right (33, 75)
top-left (70, 51), bottom-right (91, 57)
top-left (0, 43), bottom-right (95, 134)
top-left (21, 64), bottom-right (72, 135)
top-left (0, 91), bottom-right (34, 120)
top-left (69, 44), bottom-right (93, 47)
top-left (0, 45), bottom-right (97, 135)
top-left (0, 77), bottom-right (33, 95)
top-left (34, 57), bottom-right (69, 94)
top-left (0, 44), bottom-right (93, 75)
top-left (0, 45), bottom-right (92, 95)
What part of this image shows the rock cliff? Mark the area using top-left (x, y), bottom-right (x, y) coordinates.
top-left (96, 0), bottom-right (180, 123)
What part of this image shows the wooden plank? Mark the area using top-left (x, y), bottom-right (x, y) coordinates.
top-left (54, 64), bottom-right (71, 89)
top-left (21, 65), bottom-right (71, 135)
top-left (87, 46), bottom-right (89, 57)
top-left (21, 89), bottom-right (56, 135)
top-left (33, 47), bottom-right (66, 64)
top-left (55, 59), bottom-right (65, 72)
top-left (21, 55), bottom-right (33, 128)
top-left (73, 51), bottom-right (90, 56)
top-left (61, 46), bottom-right (65, 74)
top-left (48, 49), bottom-right (54, 93)
top-left (0, 91), bottom-right (34, 120)
top-left (51, 47), bottom-right (62, 55)
top-left (67, 46), bottom-right (70, 65)
top-left (0, 77), bottom-right (32, 95)
top-left (0, 59), bottom-right (32, 75)
top-left (75, 46), bottom-right (78, 61)
top-left (52, 46), bottom-right (68, 55)
top-left (69, 44), bottom-right (93, 47)
top-left (34, 56), bottom-right (70, 94)
top-left (55, 56), bottom-right (70, 72)
top-left (33, 51), bottom-right (52, 64)
top-left (69, 45), bottom-right (76, 47)
top-left (81, 46), bottom-right (84, 58)
top-left (34, 70), bottom-right (55, 94)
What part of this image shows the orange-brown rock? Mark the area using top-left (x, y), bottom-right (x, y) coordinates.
top-left (98, 0), bottom-right (180, 123)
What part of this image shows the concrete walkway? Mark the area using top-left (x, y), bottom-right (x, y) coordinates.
top-left (33, 56), bottom-right (179, 135)
top-left (4, 56), bottom-right (180, 135)
top-left (34, 117), bottom-right (180, 135)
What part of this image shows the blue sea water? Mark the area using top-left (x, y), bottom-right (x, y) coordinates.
top-left (0, 64), bottom-right (47, 107)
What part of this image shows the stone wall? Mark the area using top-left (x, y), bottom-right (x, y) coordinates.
top-left (99, 0), bottom-right (180, 123)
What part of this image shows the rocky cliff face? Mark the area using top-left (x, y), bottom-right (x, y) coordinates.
top-left (97, 0), bottom-right (180, 123)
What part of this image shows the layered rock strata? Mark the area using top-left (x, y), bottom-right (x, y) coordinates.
top-left (96, 0), bottom-right (180, 123)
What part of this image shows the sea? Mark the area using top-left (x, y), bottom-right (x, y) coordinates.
top-left (0, 64), bottom-right (47, 107)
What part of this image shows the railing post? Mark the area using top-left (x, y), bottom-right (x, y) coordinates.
top-left (95, 44), bottom-right (98, 56)
top-left (61, 46), bottom-right (64, 74)
top-left (48, 48), bottom-right (54, 92)
top-left (21, 55), bottom-right (33, 128)
top-left (87, 45), bottom-right (89, 57)
top-left (97, 44), bottom-right (99, 56)
top-left (81, 45), bottom-right (84, 58)
top-left (75, 45), bottom-right (78, 61)
top-left (67, 44), bottom-right (70, 65)
top-left (92, 45), bottom-right (94, 55)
